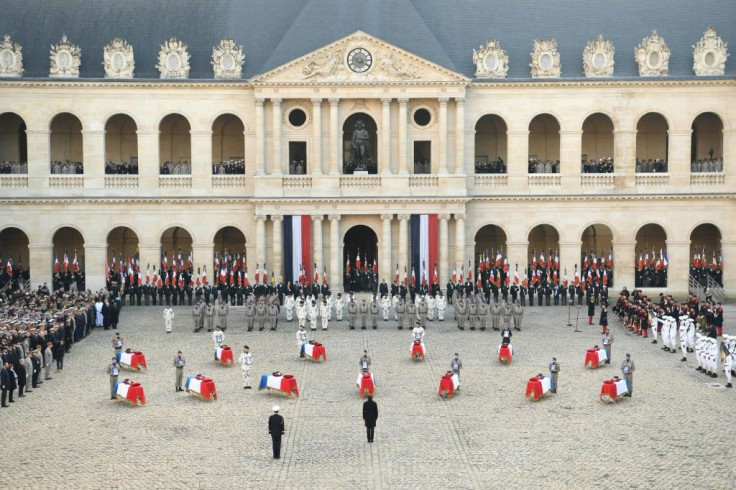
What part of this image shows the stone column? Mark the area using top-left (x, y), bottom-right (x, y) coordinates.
top-left (83, 243), bottom-right (108, 291)
top-left (720, 240), bottom-right (735, 295)
top-left (136, 129), bottom-right (160, 188)
top-left (397, 214), bottom-right (409, 270)
top-left (255, 98), bottom-right (265, 175)
top-left (25, 129), bottom-right (50, 189)
top-left (271, 214), bottom-right (283, 280)
top-left (667, 129), bottom-right (692, 187)
top-left (311, 98), bottom-right (323, 175)
top-left (381, 98), bottom-right (392, 174)
top-left (559, 130), bottom-right (583, 189)
top-left (190, 130), bottom-right (213, 188)
top-left (312, 214), bottom-right (324, 275)
top-left (612, 240), bottom-right (636, 290)
top-left (81, 130), bottom-right (105, 188)
top-left (613, 129), bottom-right (636, 188)
top-left (329, 98), bottom-right (340, 175)
top-left (506, 130), bottom-right (529, 187)
top-left (455, 214), bottom-right (466, 269)
top-left (558, 240), bottom-right (582, 282)
top-left (329, 215), bottom-right (341, 291)
top-left (438, 214), bottom-right (450, 286)
top-left (271, 98), bottom-right (283, 175)
top-left (137, 243), bottom-right (161, 279)
top-left (28, 244), bottom-right (53, 290)
top-left (398, 98), bottom-right (409, 175)
top-left (665, 239), bottom-right (690, 296)
top-left (255, 215), bottom-right (267, 268)
top-left (438, 97), bottom-right (449, 174)
top-left (722, 129), bottom-right (736, 177)
top-left (454, 98), bottom-right (466, 175)
top-left (381, 214), bottom-right (393, 283)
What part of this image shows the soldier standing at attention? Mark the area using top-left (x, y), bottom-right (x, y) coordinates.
top-left (238, 345), bottom-right (253, 389)
top-left (107, 357), bottom-right (120, 400)
top-left (621, 353), bottom-right (635, 397)
top-left (173, 351), bottom-right (185, 392)
top-left (369, 296), bottom-right (379, 330)
top-left (549, 357), bottom-right (560, 393)
top-left (163, 304), bottom-right (174, 334)
top-left (245, 299), bottom-right (256, 331)
top-left (359, 299), bottom-right (369, 330)
top-left (396, 299), bottom-right (406, 330)
top-left (348, 299), bottom-right (358, 330)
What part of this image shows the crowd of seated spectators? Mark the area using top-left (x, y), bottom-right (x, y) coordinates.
top-left (413, 160), bottom-right (431, 174)
top-left (475, 157), bottom-right (506, 174)
top-left (1, 161), bottom-right (27, 174)
top-left (105, 161), bottom-right (138, 174)
top-left (582, 157), bottom-right (614, 173)
top-left (212, 159), bottom-right (245, 175)
top-left (160, 161), bottom-right (191, 175)
top-left (528, 159), bottom-right (559, 174)
top-left (50, 160), bottom-right (83, 174)
top-left (289, 160), bottom-right (307, 175)
top-left (635, 158), bottom-right (667, 173)
top-left (691, 157), bottom-right (722, 173)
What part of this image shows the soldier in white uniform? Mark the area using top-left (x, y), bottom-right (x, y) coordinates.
top-left (238, 345), bottom-right (253, 389)
top-left (679, 314), bottom-right (693, 362)
top-left (436, 292), bottom-right (447, 321)
top-left (722, 335), bottom-right (735, 388)
top-left (218, 300), bottom-right (229, 331)
top-left (212, 326), bottom-right (225, 359)
top-left (296, 325), bottom-right (308, 357)
top-left (319, 299), bottom-right (330, 330)
top-left (412, 322), bottom-right (425, 342)
top-left (308, 300), bottom-right (318, 331)
top-left (296, 300), bottom-right (307, 329)
top-left (326, 294), bottom-right (333, 321)
top-left (380, 294), bottom-right (391, 321)
top-left (284, 295), bottom-right (296, 322)
top-left (426, 294), bottom-right (436, 321)
top-left (163, 304), bottom-right (174, 333)
top-left (391, 293), bottom-right (400, 320)
top-left (334, 293), bottom-right (345, 321)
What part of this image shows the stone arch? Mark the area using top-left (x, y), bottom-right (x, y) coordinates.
top-left (634, 223), bottom-right (668, 287)
top-left (211, 113), bottom-right (245, 172)
top-left (0, 112), bottom-right (27, 165)
top-left (104, 114), bottom-right (138, 168)
top-left (528, 114), bottom-right (560, 167)
top-left (527, 224), bottom-right (560, 268)
top-left (636, 112), bottom-right (669, 167)
top-left (580, 223), bottom-right (614, 286)
top-left (106, 226), bottom-right (140, 265)
top-left (689, 223), bottom-right (722, 285)
top-left (52, 226), bottom-right (86, 273)
top-left (160, 226), bottom-right (194, 270)
top-left (474, 224), bottom-right (508, 264)
top-left (343, 224), bottom-right (378, 292)
top-left (214, 226), bottom-right (247, 258)
top-left (690, 112), bottom-right (723, 167)
top-left (474, 114), bottom-right (508, 174)
top-left (0, 226), bottom-right (30, 284)
top-left (49, 112), bottom-right (84, 169)
top-left (342, 112), bottom-right (378, 174)
top-left (158, 113), bottom-right (191, 170)
top-left (581, 113), bottom-right (615, 172)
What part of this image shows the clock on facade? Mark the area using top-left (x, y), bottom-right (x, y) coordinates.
top-left (347, 48), bottom-right (372, 73)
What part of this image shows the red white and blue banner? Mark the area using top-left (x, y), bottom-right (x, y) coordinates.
top-left (410, 214), bottom-right (438, 286)
top-left (283, 215), bottom-right (312, 285)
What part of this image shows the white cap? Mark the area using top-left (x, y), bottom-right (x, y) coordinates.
top-left (272, 405), bottom-right (280, 412)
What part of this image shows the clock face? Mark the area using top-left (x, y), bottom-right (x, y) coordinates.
top-left (347, 48), bottom-right (372, 73)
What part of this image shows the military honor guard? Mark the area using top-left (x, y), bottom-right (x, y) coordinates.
top-left (107, 357), bottom-right (120, 400)
top-left (163, 304), bottom-right (174, 333)
top-left (173, 351), bottom-right (186, 392)
top-left (620, 353), bottom-right (635, 397)
top-left (549, 357), bottom-right (560, 393)
top-left (239, 345), bottom-right (253, 389)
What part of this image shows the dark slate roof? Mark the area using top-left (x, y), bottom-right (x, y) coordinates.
top-left (1, 0), bottom-right (735, 80)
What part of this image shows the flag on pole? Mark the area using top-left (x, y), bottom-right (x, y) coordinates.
top-left (410, 214), bottom-right (438, 293)
top-left (452, 267), bottom-right (457, 284)
top-left (283, 215), bottom-right (312, 286)
top-left (433, 263), bottom-right (438, 285)
top-left (573, 266), bottom-right (580, 286)
top-left (563, 269), bottom-right (568, 287)
top-left (63, 251), bottom-right (69, 272)
top-left (314, 263), bottom-right (319, 284)
top-left (323, 266), bottom-right (328, 285)
top-left (394, 264), bottom-right (399, 285)
top-left (662, 249), bottom-right (668, 269)
top-left (72, 250), bottom-right (79, 273)
top-left (202, 265), bottom-right (208, 284)
top-left (514, 265), bottom-right (520, 285)
top-left (105, 258), bottom-right (110, 280)
top-left (532, 249), bottom-right (537, 269)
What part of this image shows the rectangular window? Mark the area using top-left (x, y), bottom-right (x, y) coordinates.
top-left (289, 142), bottom-right (307, 175)
top-left (414, 141), bottom-right (431, 174)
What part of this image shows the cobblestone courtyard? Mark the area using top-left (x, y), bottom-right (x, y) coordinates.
top-left (2, 302), bottom-right (734, 489)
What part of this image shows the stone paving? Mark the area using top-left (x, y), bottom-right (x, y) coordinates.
top-left (2, 300), bottom-right (735, 489)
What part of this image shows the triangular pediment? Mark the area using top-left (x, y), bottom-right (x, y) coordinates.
top-left (252, 31), bottom-right (469, 85)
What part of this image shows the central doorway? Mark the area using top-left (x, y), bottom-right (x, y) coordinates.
top-left (343, 225), bottom-right (378, 292)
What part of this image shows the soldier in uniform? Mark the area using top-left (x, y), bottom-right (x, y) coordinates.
top-left (620, 353), bottom-right (635, 397)
top-left (467, 298), bottom-right (478, 330)
top-left (107, 357), bottom-right (120, 400)
top-left (319, 299), bottom-right (330, 330)
top-left (549, 357), bottom-right (560, 393)
top-left (380, 294), bottom-right (391, 321)
top-left (348, 299), bottom-right (358, 330)
top-left (436, 292), bottom-right (446, 321)
top-left (369, 296), bottom-right (379, 330)
top-left (417, 297), bottom-right (428, 327)
top-left (268, 300), bottom-right (279, 331)
top-left (308, 300), bottom-right (318, 331)
top-left (239, 345), bottom-right (253, 389)
top-left (359, 299), bottom-right (369, 330)
top-left (502, 301), bottom-right (513, 330)
top-left (218, 300), bottom-right (229, 331)
top-left (478, 298), bottom-right (488, 331)
top-left (334, 293), bottom-right (345, 322)
top-left (163, 304), bottom-right (174, 333)
top-left (603, 327), bottom-right (614, 364)
top-left (173, 351), bottom-right (185, 392)
top-left (256, 300), bottom-right (267, 331)
top-left (284, 294), bottom-right (295, 322)
top-left (245, 299), bottom-right (256, 331)
top-left (512, 301), bottom-right (524, 331)
top-left (296, 325), bottom-right (308, 356)
top-left (204, 302), bottom-right (215, 332)
top-left (395, 299), bottom-right (406, 330)
top-left (455, 298), bottom-right (466, 331)
top-left (296, 299), bottom-right (307, 329)
top-left (406, 301), bottom-right (416, 330)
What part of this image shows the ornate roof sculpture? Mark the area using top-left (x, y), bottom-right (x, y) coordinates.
top-left (212, 39), bottom-right (245, 79)
top-left (693, 26), bottom-right (728, 76)
top-left (530, 39), bottom-right (560, 78)
top-left (635, 30), bottom-right (670, 76)
top-left (156, 38), bottom-right (190, 79)
top-left (49, 35), bottom-right (81, 78)
top-left (0, 34), bottom-right (23, 77)
top-left (473, 38), bottom-right (509, 78)
top-left (583, 35), bottom-right (615, 77)
top-left (103, 38), bottom-right (135, 78)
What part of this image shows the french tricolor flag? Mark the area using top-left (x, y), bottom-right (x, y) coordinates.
top-left (410, 215), bottom-right (438, 287)
top-left (283, 215), bottom-right (312, 285)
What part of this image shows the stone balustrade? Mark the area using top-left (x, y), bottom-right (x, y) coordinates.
top-left (0, 176), bottom-right (29, 188)
top-left (49, 175), bottom-right (84, 188)
top-left (690, 172), bottom-right (725, 186)
top-left (528, 174), bottom-right (562, 187)
top-left (104, 175), bottom-right (139, 188)
top-left (212, 175), bottom-right (247, 188)
top-left (339, 175), bottom-right (381, 189)
top-left (159, 176), bottom-right (192, 188)
top-left (282, 176), bottom-right (312, 189)
top-left (635, 173), bottom-right (669, 186)
top-left (409, 175), bottom-right (439, 187)
top-left (581, 173), bottom-right (615, 187)
top-left (474, 174), bottom-right (508, 187)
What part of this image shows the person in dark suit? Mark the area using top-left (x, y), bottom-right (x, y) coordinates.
top-left (362, 395), bottom-right (378, 443)
top-left (268, 405), bottom-right (285, 459)
top-left (1, 361), bottom-right (12, 407)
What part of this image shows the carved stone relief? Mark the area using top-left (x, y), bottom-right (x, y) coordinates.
top-left (156, 38), bottom-right (190, 79)
top-left (473, 38), bottom-right (509, 78)
top-left (693, 26), bottom-right (728, 76)
top-left (530, 39), bottom-right (560, 78)
top-left (103, 38), bottom-right (135, 78)
top-left (212, 39), bottom-right (245, 79)
top-left (583, 35), bottom-right (615, 77)
top-left (0, 34), bottom-right (23, 77)
top-left (49, 35), bottom-right (81, 78)
top-left (635, 30), bottom-right (670, 76)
